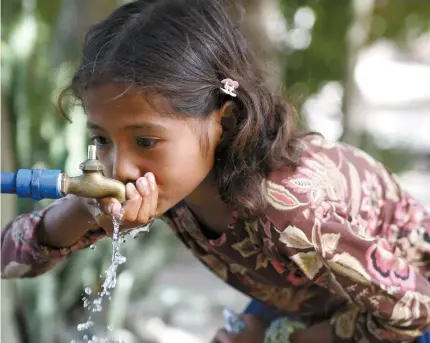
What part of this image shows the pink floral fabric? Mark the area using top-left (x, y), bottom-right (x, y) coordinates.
top-left (168, 137), bottom-right (430, 343)
top-left (1, 204), bottom-right (105, 278)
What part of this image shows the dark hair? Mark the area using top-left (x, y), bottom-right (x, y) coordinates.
top-left (65, 0), bottom-right (306, 217)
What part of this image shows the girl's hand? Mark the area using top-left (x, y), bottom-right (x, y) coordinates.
top-left (211, 315), bottom-right (266, 343)
top-left (86, 172), bottom-right (159, 236)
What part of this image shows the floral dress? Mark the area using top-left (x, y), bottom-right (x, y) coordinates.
top-left (2, 137), bottom-right (430, 342)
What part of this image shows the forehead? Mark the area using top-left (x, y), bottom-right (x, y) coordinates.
top-left (83, 83), bottom-right (207, 134)
top-left (84, 84), bottom-right (170, 116)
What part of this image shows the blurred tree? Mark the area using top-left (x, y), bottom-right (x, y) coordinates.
top-left (278, 0), bottom-right (430, 172)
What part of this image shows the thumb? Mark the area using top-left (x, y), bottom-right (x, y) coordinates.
top-left (98, 197), bottom-right (122, 217)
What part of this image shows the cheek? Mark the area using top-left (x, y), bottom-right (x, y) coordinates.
top-left (155, 139), bottom-right (213, 192)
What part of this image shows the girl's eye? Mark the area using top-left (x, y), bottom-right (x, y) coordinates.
top-left (91, 136), bottom-right (110, 147)
top-left (136, 137), bottom-right (159, 149)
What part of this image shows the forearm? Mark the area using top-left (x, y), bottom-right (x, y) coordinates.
top-left (36, 195), bottom-right (98, 248)
top-left (1, 195), bottom-right (104, 279)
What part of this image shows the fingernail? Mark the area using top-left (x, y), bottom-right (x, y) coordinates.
top-left (146, 172), bottom-right (156, 191)
top-left (138, 177), bottom-right (149, 195)
top-left (112, 203), bottom-right (121, 216)
top-left (127, 182), bottom-right (139, 197)
top-left (107, 204), bottom-right (113, 215)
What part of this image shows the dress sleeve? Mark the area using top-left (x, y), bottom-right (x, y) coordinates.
top-left (274, 201), bottom-right (430, 343)
top-left (1, 202), bottom-right (106, 279)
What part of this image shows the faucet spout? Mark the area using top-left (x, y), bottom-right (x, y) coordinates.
top-left (60, 145), bottom-right (126, 203)
top-left (62, 172), bottom-right (126, 203)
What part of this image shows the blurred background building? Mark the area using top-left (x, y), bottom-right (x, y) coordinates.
top-left (1, 1), bottom-right (429, 342)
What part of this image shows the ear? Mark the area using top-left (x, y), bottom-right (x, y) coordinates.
top-left (219, 101), bottom-right (234, 119)
top-left (207, 101), bottom-right (235, 144)
top-left (213, 101), bottom-right (234, 124)
top-left (216, 101), bottom-right (236, 134)
top-left (220, 101), bottom-right (236, 135)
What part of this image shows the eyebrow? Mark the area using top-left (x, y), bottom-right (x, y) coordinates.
top-left (86, 122), bottom-right (169, 132)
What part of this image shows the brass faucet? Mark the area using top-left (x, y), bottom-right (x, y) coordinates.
top-left (61, 145), bottom-right (126, 203)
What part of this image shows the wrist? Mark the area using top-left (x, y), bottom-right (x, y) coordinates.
top-left (36, 195), bottom-right (98, 248)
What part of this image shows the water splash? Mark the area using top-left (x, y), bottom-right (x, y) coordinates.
top-left (100, 213), bottom-right (127, 298)
top-left (74, 211), bottom-right (154, 343)
top-left (74, 211), bottom-right (127, 343)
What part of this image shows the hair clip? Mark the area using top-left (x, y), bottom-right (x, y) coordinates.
top-left (220, 78), bottom-right (239, 97)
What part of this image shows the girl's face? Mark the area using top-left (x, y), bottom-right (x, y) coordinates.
top-left (84, 84), bottom-right (223, 216)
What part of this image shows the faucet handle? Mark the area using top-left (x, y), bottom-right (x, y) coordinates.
top-left (88, 145), bottom-right (97, 160)
top-left (80, 145), bottom-right (104, 171)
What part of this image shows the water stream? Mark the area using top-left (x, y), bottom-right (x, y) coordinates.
top-left (72, 212), bottom-right (129, 343)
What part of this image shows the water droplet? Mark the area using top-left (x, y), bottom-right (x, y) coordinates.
top-left (77, 320), bottom-right (94, 331)
top-left (107, 324), bottom-right (114, 331)
top-left (92, 298), bottom-right (103, 312)
top-left (85, 287), bottom-right (92, 295)
top-left (90, 244), bottom-right (96, 250)
top-left (83, 334), bottom-right (89, 340)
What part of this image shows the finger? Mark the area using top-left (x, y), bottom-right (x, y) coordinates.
top-left (135, 176), bottom-right (150, 224)
top-left (146, 172), bottom-right (158, 218)
top-left (98, 197), bottom-right (122, 217)
top-left (122, 183), bottom-right (142, 222)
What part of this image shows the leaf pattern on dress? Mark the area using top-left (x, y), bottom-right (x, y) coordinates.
top-left (347, 161), bottom-right (362, 218)
top-left (360, 170), bottom-right (385, 236)
top-left (331, 305), bottom-right (361, 339)
top-left (321, 233), bottom-right (340, 256)
top-left (200, 255), bottom-right (228, 281)
top-left (289, 251), bottom-right (323, 280)
top-left (284, 151), bottom-right (348, 206)
top-left (279, 225), bottom-right (313, 249)
top-left (244, 221), bottom-right (261, 246)
top-left (230, 263), bottom-right (248, 275)
top-left (327, 252), bottom-right (372, 284)
top-left (255, 253), bottom-right (269, 270)
top-left (266, 180), bottom-right (303, 210)
top-left (232, 238), bottom-right (259, 258)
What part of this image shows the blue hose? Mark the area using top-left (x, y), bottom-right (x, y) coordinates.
top-left (1, 169), bottom-right (64, 200)
top-left (1, 172), bottom-right (16, 193)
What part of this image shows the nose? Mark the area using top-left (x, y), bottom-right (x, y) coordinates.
top-left (111, 149), bottom-right (141, 184)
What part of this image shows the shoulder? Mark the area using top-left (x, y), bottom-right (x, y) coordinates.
top-left (263, 136), bottom-right (401, 228)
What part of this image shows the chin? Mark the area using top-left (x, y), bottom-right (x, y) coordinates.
top-left (156, 197), bottom-right (183, 217)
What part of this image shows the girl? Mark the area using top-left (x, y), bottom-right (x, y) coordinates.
top-left (2, 1), bottom-right (429, 342)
